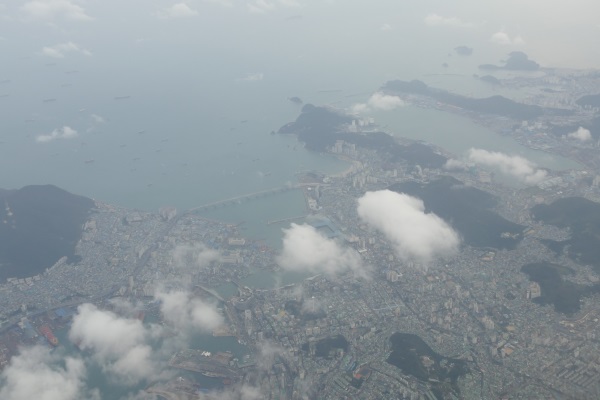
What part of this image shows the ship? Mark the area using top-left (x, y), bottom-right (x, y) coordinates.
top-left (39, 325), bottom-right (59, 347)
top-left (84, 159), bottom-right (95, 164)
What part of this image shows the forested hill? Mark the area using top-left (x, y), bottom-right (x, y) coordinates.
top-left (0, 185), bottom-right (95, 281)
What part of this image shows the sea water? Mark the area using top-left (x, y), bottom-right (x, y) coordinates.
top-left (0, 32), bottom-right (584, 399)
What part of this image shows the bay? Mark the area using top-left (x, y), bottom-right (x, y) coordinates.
top-left (372, 106), bottom-right (581, 171)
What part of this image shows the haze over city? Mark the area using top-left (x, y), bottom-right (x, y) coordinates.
top-left (1, 1), bottom-right (600, 399)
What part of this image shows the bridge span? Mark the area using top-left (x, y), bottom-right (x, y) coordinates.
top-left (187, 183), bottom-right (327, 213)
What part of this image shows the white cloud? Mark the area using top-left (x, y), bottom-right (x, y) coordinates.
top-left (201, 384), bottom-right (265, 400)
top-left (367, 92), bottom-right (405, 110)
top-left (156, 290), bottom-right (224, 333)
top-left (69, 304), bottom-right (157, 385)
top-left (490, 31), bottom-right (511, 45)
top-left (36, 126), bottom-right (78, 143)
top-left (21, 0), bottom-right (92, 21)
top-left (443, 158), bottom-right (469, 171)
top-left (351, 103), bottom-right (369, 114)
top-left (248, 0), bottom-right (275, 13)
top-left (352, 92), bottom-right (405, 114)
top-left (247, 0), bottom-right (298, 13)
top-left (513, 35), bottom-right (526, 46)
top-left (255, 341), bottom-right (287, 371)
top-left (172, 243), bottom-right (220, 272)
top-left (490, 31), bottom-right (526, 46)
top-left (380, 23), bottom-right (392, 31)
top-left (205, 0), bottom-right (234, 7)
top-left (357, 190), bottom-right (460, 264)
top-left (240, 72), bottom-right (264, 81)
top-left (41, 41), bottom-right (91, 58)
top-left (110, 345), bottom-right (154, 382)
top-left (277, 223), bottom-right (367, 278)
top-left (91, 113), bottom-right (105, 124)
top-left (278, 0), bottom-right (301, 7)
top-left (567, 126), bottom-right (592, 141)
top-left (424, 13), bottom-right (475, 28)
top-left (159, 3), bottom-right (199, 19)
top-left (468, 148), bottom-right (547, 184)
top-left (0, 346), bottom-right (91, 400)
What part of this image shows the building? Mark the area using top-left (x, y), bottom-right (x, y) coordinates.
top-left (386, 270), bottom-right (400, 282)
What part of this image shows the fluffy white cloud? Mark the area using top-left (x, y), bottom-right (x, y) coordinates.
top-left (199, 384), bottom-right (265, 400)
top-left (91, 113), bottom-right (105, 124)
top-left (110, 346), bottom-right (154, 381)
top-left (248, 0), bottom-right (275, 13)
top-left (172, 243), bottom-right (220, 271)
top-left (0, 346), bottom-right (91, 400)
top-left (368, 92), bottom-right (405, 110)
top-left (357, 190), bottom-right (460, 264)
top-left (69, 304), bottom-right (157, 384)
top-left (36, 126), bottom-right (78, 143)
top-left (240, 72), bottom-right (264, 81)
top-left (159, 3), bottom-right (199, 18)
top-left (205, 0), bottom-right (234, 7)
top-left (490, 31), bottom-right (525, 46)
top-left (424, 13), bottom-right (475, 28)
top-left (278, 0), bottom-right (301, 7)
top-left (468, 148), bottom-right (547, 184)
top-left (277, 223), bottom-right (366, 278)
top-left (41, 42), bottom-right (91, 58)
top-left (21, 0), bottom-right (92, 21)
top-left (567, 126), bottom-right (592, 141)
top-left (352, 92), bottom-right (405, 114)
top-left (248, 0), bottom-right (299, 13)
top-left (443, 158), bottom-right (469, 171)
top-left (156, 290), bottom-right (224, 333)
top-left (351, 103), bottom-right (369, 114)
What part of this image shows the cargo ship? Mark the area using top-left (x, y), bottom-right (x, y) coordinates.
top-left (39, 325), bottom-right (59, 346)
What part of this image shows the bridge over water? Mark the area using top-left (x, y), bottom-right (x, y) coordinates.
top-left (187, 183), bottom-right (326, 213)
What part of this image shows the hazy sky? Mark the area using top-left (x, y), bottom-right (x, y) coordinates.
top-left (0, 0), bottom-right (597, 203)
top-left (1, 0), bottom-right (598, 72)
top-left (0, 0), bottom-right (600, 203)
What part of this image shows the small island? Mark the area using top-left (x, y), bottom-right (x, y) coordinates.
top-left (479, 75), bottom-right (501, 85)
top-left (287, 96), bottom-right (303, 105)
top-left (479, 51), bottom-right (540, 71)
top-left (454, 46), bottom-right (473, 56)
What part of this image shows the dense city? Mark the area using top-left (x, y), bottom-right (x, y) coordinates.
top-left (2, 67), bottom-right (600, 400)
